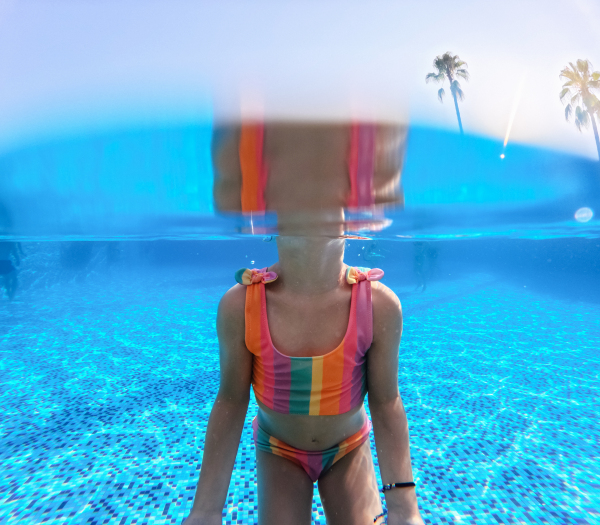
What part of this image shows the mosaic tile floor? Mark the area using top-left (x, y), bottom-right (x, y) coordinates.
top-left (0, 269), bottom-right (598, 524)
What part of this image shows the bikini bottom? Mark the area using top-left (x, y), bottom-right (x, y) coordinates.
top-left (252, 417), bottom-right (372, 483)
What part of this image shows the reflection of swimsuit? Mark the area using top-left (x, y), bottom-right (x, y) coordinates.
top-left (0, 260), bottom-right (15, 275)
top-left (239, 123), bottom-right (268, 213)
top-left (347, 124), bottom-right (376, 209)
top-left (239, 123), bottom-right (376, 214)
top-left (237, 265), bottom-right (384, 481)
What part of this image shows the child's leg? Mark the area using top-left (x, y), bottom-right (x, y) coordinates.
top-left (317, 440), bottom-right (384, 525)
top-left (256, 449), bottom-right (314, 525)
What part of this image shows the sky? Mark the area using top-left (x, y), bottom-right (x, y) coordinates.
top-left (0, 0), bottom-right (599, 158)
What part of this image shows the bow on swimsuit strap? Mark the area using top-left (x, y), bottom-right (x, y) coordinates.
top-left (235, 267), bottom-right (278, 285)
top-left (235, 266), bottom-right (381, 286)
top-left (345, 266), bottom-right (384, 284)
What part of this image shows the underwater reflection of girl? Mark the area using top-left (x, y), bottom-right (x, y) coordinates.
top-left (413, 242), bottom-right (437, 293)
top-left (0, 242), bottom-right (24, 300)
top-left (363, 240), bottom-right (385, 262)
top-left (183, 122), bottom-right (424, 525)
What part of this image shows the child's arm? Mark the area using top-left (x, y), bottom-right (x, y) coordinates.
top-left (184, 285), bottom-right (253, 525)
top-left (368, 284), bottom-right (424, 525)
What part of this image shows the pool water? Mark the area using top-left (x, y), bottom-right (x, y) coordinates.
top-left (1, 243), bottom-right (598, 525)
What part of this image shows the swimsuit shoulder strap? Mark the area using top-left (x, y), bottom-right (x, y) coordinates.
top-left (346, 266), bottom-right (384, 352)
top-left (235, 267), bottom-right (278, 355)
top-left (244, 283), bottom-right (264, 356)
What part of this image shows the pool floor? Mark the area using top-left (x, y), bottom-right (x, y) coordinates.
top-left (0, 270), bottom-right (598, 524)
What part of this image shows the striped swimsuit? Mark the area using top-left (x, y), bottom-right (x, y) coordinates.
top-left (236, 265), bottom-right (383, 481)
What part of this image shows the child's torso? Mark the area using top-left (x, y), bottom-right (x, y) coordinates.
top-left (257, 281), bottom-right (369, 451)
top-left (240, 265), bottom-right (382, 450)
top-left (265, 285), bottom-right (353, 357)
top-left (245, 276), bottom-right (374, 413)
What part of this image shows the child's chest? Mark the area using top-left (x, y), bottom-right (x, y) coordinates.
top-left (265, 290), bottom-right (352, 357)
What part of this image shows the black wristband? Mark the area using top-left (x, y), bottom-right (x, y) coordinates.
top-left (381, 481), bottom-right (416, 492)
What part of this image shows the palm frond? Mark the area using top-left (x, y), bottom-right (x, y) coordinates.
top-left (559, 87), bottom-right (571, 101)
top-left (426, 72), bottom-right (445, 84)
top-left (582, 93), bottom-right (599, 112)
top-left (565, 104), bottom-right (572, 121)
top-left (576, 59), bottom-right (591, 74)
top-left (433, 57), bottom-right (445, 71)
top-left (561, 64), bottom-right (581, 83)
top-left (570, 93), bottom-right (582, 106)
top-left (456, 69), bottom-right (470, 81)
top-left (574, 105), bottom-right (589, 131)
top-left (449, 80), bottom-right (463, 100)
top-left (587, 94), bottom-right (600, 113)
top-left (437, 88), bottom-right (445, 103)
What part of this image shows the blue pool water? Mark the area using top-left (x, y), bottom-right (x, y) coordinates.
top-left (1, 240), bottom-right (598, 524)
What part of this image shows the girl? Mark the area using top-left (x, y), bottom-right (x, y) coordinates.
top-left (183, 122), bottom-right (424, 525)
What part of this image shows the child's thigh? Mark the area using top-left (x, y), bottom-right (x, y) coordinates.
top-left (256, 449), bottom-right (314, 525)
top-left (317, 440), bottom-right (384, 525)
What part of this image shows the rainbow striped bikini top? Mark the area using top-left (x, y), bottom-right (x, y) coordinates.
top-left (236, 266), bottom-right (384, 416)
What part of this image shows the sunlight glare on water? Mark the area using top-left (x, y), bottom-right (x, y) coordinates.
top-left (575, 207), bottom-right (594, 223)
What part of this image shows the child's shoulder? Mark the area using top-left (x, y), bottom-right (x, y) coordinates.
top-left (217, 284), bottom-right (247, 322)
top-left (371, 280), bottom-right (402, 320)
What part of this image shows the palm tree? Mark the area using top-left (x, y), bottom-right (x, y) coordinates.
top-left (426, 52), bottom-right (470, 134)
top-left (559, 59), bottom-right (600, 160)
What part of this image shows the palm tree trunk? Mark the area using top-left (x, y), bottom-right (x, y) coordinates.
top-left (452, 92), bottom-right (464, 135)
top-left (590, 111), bottom-right (600, 161)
